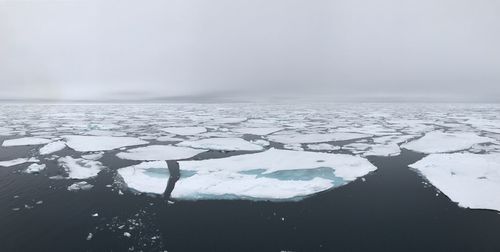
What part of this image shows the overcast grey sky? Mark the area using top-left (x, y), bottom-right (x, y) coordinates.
top-left (0, 0), bottom-right (499, 102)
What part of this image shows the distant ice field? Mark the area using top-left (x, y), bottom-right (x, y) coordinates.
top-left (0, 103), bottom-right (499, 210)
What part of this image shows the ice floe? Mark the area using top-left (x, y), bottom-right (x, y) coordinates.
top-left (116, 145), bottom-right (205, 161)
top-left (39, 141), bottom-right (66, 155)
top-left (161, 127), bottom-right (207, 136)
top-left (68, 181), bottom-right (94, 191)
top-left (117, 161), bottom-right (169, 194)
top-left (170, 149), bottom-right (376, 200)
top-left (268, 132), bottom-right (371, 144)
top-left (410, 153), bottom-right (500, 211)
top-left (117, 149), bottom-right (376, 200)
top-left (307, 143), bottom-right (341, 151)
top-left (63, 135), bottom-right (148, 152)
top-left (2, 137), bottom-right (52, 147)
top-left (177, 138), bottom-right (264, 151)
top-left (232, 127), bottom-right (283, 135)
top-left (0, 157), bottom-right (39, 167)
top-left (25, 163), bottom-right (46, 173)
top-left (402, 131), bottom-right (494, 154)
top-left (58, 156), bottom-right (104, 179)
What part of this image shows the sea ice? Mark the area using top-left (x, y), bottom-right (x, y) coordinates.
top-left (117, 161), bottom-right (169, 194)
top-left (307, 143), bottom-right (341, 151)
top-left (58, 156), bottom-right (104, 179)
top-left (116, 145), bottom-right (205, 161)
top-left (171, 149), bottom-right (376, 200)
top-left (2, 137), bottom-right (52, 147)
top-left (232, 127), bottom-right (283, 135)
top-left (68, 181), bottom-right (94, 191)
top-left (177, 138), bottom-right (264, 151)
top-left (25, 163), bottom-right (46, 173)
top-left (161, 127), bottom-right (207, 136)
top-left (402, 131), bottom-right (494, 154)
top-left (0, 157), bottom-right (39, 167)
top-left (268, 132), bottom-right (371, 144)
top-left (410, 153), bottom-right (500, 211)
top-left (63, 135), bottom-right (148, 152)
top-left (39, 141), bottom-right (66, 155)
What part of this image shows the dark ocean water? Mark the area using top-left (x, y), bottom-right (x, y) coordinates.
top-left (1, 138), bottom-right (500, 252)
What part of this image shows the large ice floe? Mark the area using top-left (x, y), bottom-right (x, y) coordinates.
top-left (63, 135), bottom-right (148, 152)
top-left (410, 153), bottom-right (500, 211)
top-left (117, 149), bottom-right (376, 200)
top-left (2, 137), bottom-right (52, 147)
top-left (116, 145), bottom-right (205, 161)
top-left (402, 131), bottom-right (494, 154)
top-left (177, 137), bottom-right (264, 151)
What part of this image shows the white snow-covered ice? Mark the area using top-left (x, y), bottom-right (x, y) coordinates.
top-left (63, 135), bottom-right (148, 152)
top-left (410, 153), bottom-right (500, 211)
top-left (117, 148), bottom-right (376, 200)
top-left (177, 138), bottom-right (264, 151)
top-left (161, 127), bottom-right (207, 136)
top-left (2, 137), bottom-right (52, 147)
top-left (116, 145), bottom-right (205, 161)
top-left (39, 141), bottom-right (66, 155)
top-left (58, 156), bottom-right (105, 179)
top-left (402, 131), bottom-right (494, 154)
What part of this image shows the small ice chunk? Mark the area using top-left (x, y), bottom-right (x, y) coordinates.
top-left (123, 232), bottom-right (131, 237)
top-left (402, 131), bottom-right (494, 154)
top-left (307, 143), bottom-right (340, 151)
top-left (81, 152), bottom-right (104, 160)
top-left (2, 137), bottom-right (52, 147)
top-left (86, 233), bottom-right (93, 241)
top-left (39, 141), bottom-right (66, 155)
top-left (251, 139), bottom-right (271, 147)
top-left (177, 137), bottom-right (264, 151)
top-left (410, 153), bottom-right (500, 211)
top-left (63, 135), bottom-right (148, 152)
top-left (58, 156), bottom-right (104, 179)
top-left (161, 127), bottom-right (207, 136)
top-left (25, 163), bottom-right (46, 173)
top-left (67, 181), bottom-right (94, 191)
top-left (116, 145), bottom-right (205, 161)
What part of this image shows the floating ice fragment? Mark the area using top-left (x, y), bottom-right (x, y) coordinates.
top-left (161, 127), bottom-right (207, 136)
top-left (307, 143), bottom-right (340, 151)
top-left (177, 137), bottom-right (264, 151)
top-left (67, 181), bottom-right (94, 191)
top-left (81, 152), bottom-right (104, 160)
top-left (268, 132), bottom-right (371, 144)
top-left (0, 157), bottom-right (39, 167)
top-left (59, 156), bottom-right (104, 179)
top-left (2, 137), bottom-right (52, 147)
top-left (117, 161), bottom-right (169, 194)
top-left (39, 141), bottom-right (66, 155)
top-left (410, 153), bottom-right (500, 211)
top-left (402, 131), bottom-right (494, 154)
top-left (232, 127), bottom-right (283, 135)
top-left (116, 145), bottom-right (205, 161)
top-left (63, 135), bottom-right (148, 152)
top-left (25, 163), bottom-right (46, 173)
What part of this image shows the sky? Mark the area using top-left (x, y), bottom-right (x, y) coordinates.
top-left (0, 0), bottom-right (499, 102)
